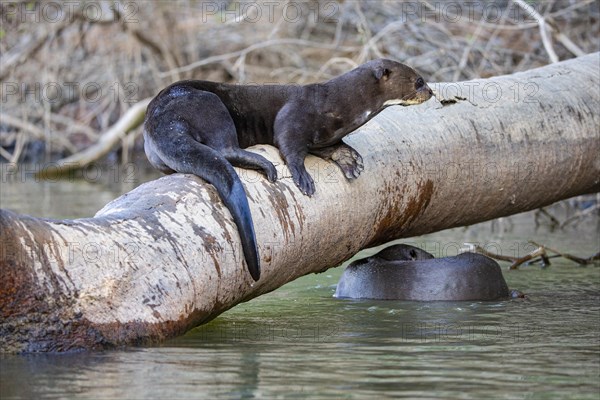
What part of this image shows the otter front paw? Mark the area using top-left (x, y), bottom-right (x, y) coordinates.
top-left (288, 164), bottom-right (315, 196)
top-left (331, 146), bottom-right (364, 180)
top-left (310, 143), bottom-right (364, 180)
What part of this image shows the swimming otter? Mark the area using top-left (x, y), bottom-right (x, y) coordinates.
top-left (335, 244), bottom-right (514, 301)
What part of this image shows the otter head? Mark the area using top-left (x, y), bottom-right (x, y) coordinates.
top-left (375, 244), bottom-right (435, 262)
top-left (368, 59), bottom-right (433, 107)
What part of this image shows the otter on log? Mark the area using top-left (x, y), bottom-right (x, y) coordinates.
top-left (143, 60), bottom-right (433, 281)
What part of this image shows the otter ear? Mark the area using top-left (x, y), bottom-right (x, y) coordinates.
top-left (374, 66), bottom-right (391, 81)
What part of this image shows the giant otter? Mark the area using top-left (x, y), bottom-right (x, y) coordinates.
top-left (144, 60), bottom-right (433, 281)
top-left (334, 244), bottom-right (513, 301)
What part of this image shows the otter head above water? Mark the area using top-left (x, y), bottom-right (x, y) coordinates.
top-left (335, 244), bottom-right (522, 301)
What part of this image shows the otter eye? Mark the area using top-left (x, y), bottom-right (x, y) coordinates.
top-left (415, 77), bottom-right (425, 89)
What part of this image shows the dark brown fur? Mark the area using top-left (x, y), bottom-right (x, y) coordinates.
top-left (143, 60), bottom-right (433, 281)
top-left (335, 245), bottom-right (510, 301)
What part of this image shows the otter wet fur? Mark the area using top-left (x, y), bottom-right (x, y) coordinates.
top-left (143, 59), bottom-right (433, 281)
top-left (334, 245), bottom-right (511, 301)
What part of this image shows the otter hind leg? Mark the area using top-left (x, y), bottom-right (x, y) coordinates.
top-left (153, 133), bottom-right (262, 281)
top-left (143, 128), bottom-right (176, 174)
top-left (223, 149), bottom-right (278, 183)
top-left (143, 89), bottom-right (262, 281)
top-left (310, 142), bottom-right (364, 180)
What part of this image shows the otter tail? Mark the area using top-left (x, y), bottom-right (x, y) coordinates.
top-left (147, 131), bottom-right (261, 281)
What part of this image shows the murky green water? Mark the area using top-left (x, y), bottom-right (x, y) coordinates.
top-left (1, 166), bottom-right (599, 399)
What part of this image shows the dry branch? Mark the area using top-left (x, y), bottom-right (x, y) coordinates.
top-left (528, 241), bottom-right (599, 266)
top-left (35, 98), bottom-right (151, 177)
top-left (514, 0), bottom-right (560, 63)
top-left (465, 240), bottom-right (599, 269)
top-left (464, 243), bottom-right (551, 269)
top-left (0, 114), bottom-right (77, 154)
top-left (1, 53), bottom-right (599, 353)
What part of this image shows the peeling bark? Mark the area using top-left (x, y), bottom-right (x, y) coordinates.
top-left (1, 53), bottom-right (599, 353)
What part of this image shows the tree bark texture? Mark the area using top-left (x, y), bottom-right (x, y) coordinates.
top-left (1, 53), bottom-right (599, 353)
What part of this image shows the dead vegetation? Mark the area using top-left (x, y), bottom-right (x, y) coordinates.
top-left (1, 0), bottom-right (598, 164)
top-left (465, 241), bottom-right (600, 269)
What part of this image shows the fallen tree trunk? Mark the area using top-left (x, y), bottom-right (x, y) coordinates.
top-left (1, 53), bottom-right (599, 353)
